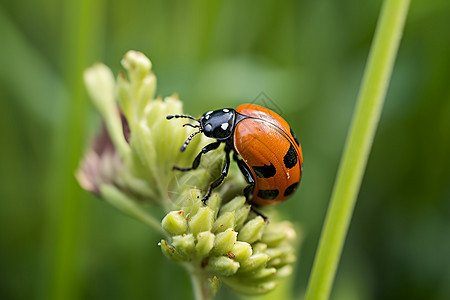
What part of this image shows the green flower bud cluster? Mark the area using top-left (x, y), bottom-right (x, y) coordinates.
top-left (79, 51), bottom-right (300, 298)
top-left (160, 189), bottom-right (297, 295)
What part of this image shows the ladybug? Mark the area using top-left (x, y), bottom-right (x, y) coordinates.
top-left (166, 104), bottom-right (303, 206)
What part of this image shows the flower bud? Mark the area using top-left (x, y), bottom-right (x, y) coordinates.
top-left (264, 247), bottom-right (284, 261)
top-left (212, 228), bottom-right (237, 256)
top-left (188, 206), bottom-right (214, 236)
top-left (219, 196), bottom-right (246, 214)
top-left (238, 253), bottom-right (270, 273)
top-left (160, 240), bottom-right (185, 262)
top-left (208, 276), bottom-right (220, 295)
top-left (252, 242), bottom-right (268, 253)
top-left (208, 256), bottom-right (240, 277)
top-left (181, 189), bottom-right (203, 217)
top-left (171, 234), bottom-right (195, 256)
top-left (137, 74), bottom-right (156, 112)
top-left (84, 63), bottom-right (115, 112)
top-left (251, 267), bottom-right (276, 280)
top-left (161, 211), bottom-right (187, 236)
top-left (267, 248), bottom-right (296, 268)
top-left (116, 72), bottom-right (132, 117)
top-left (212, 212), bottom-right (235, 233)
top-left (221, 277), bottom-right (277, 295)
top-left (274, 265), bottom-right (293, 278)
top-left (234, 204), bottom-right (251, 231)
top-left (121, 50), bottom-right (152, 82)
top-left (238, 216), bottom-right (265, 244)
top-left (262, 221), bottom-right (296, 247)
top-left (196, 231), bottom-right (215, 258)
top-left (83, 63), bottom-right (129, 157)
top-left (207, 193), bottom-right (222, 218)
top-left (261, 229), bottom-right (287, 247)
top-left (230, 242), bottom-right (252, 262)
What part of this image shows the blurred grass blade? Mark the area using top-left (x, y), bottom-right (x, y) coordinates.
top-left (305, 0), bottom-right (410, 299)
top-left (0, 8), bottom-right (69, 126)
top-left (38, 1), bottom-right (106, 300)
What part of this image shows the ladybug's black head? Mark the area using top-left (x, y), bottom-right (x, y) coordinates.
top-left (198, 109), bottom-right (235, 140)
top-left (166, 108), bottom-right (236, 152)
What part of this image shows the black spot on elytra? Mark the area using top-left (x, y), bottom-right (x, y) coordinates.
top-left (283, 182), bottom-right (299, 197)
top-left (252, 163), bottom-right (276, 178)
top-left (283, 144), bottom-right (297, 169)
top-left (290, 127), bottom-right (300, 146)
top-left (257, 189), bottom-right (279, 200)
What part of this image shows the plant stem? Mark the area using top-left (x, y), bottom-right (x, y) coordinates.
top-left (100, 185), bottom-right (167, 236)
top-left (304, 0), bottom-right (410, 299)
top-left (189, 266), bottom-right (211, 300)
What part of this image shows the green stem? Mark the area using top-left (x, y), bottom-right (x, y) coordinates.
top-left (189, 267), bottom-right (211, 300)
top-left (100, 185), bottom-right (167, 236)
top-left (304, 1), bottom-right (410, 300)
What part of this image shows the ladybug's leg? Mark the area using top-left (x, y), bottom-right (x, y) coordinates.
top-left (173, 141), bottom-right (221, 171)
top-left (232, 152), bottom-right (267, 221)
top-left (201, 146), bottom-right (231, 204)
top-left (249, 206), bottom-right (268, 221)
top-left (232, 152), bottom-right (255, 198)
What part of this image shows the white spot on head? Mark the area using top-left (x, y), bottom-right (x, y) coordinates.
top-left (206, 110), bottom-right (213, 115)
top-left (205, 115), bottom-right (210, 120)
top-left (223, 109), bottom-right (229, 113)
top-left (221, 123), bottom-right (229, 130)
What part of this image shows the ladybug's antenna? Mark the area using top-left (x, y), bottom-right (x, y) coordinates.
top-left (166, 114), bottom-right (199, 122)
top-left (183, 123), bottom-right (200, 129)
top-left (180, 130), bottom-right (201, 152)
top-left (166, 114), bottom-right (202, 151)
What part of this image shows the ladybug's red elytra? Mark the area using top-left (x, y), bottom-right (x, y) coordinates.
top-left (166, 104), bottom-right (303, 206)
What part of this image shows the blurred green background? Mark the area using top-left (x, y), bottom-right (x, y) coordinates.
top-left (1, 0), bottom-right (450, 299)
